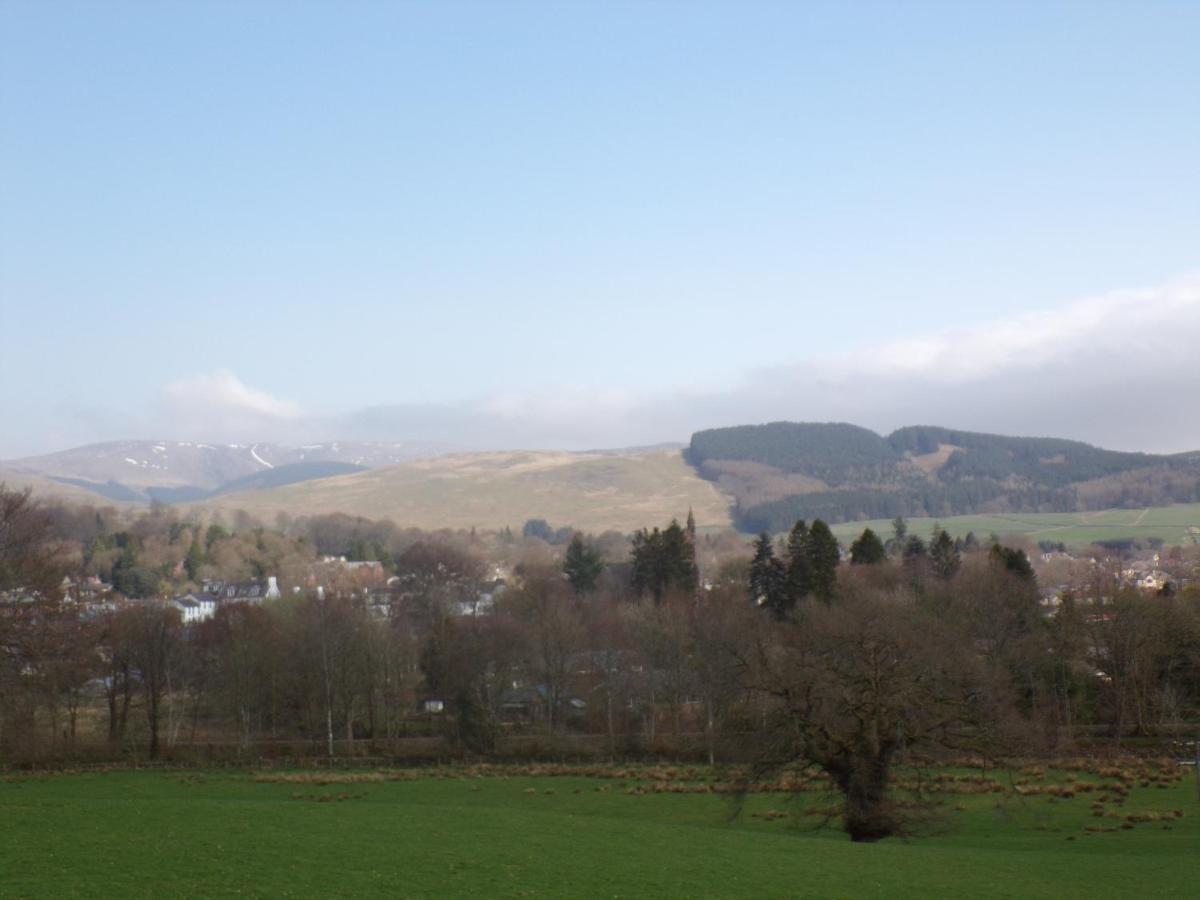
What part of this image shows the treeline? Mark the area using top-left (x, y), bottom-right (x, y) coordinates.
top-left (6, 487), bottom-right (1200, 842)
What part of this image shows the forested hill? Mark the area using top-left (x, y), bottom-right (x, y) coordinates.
top-left (687, 422), bottom-right (1200, 533)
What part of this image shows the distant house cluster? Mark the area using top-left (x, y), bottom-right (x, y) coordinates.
top-left (1036, 548), bottom-right (1195, 613)
top-left (1120, 560), bottom-right (1170, 593)
top-left (166, 577), bottom-right (282, 624)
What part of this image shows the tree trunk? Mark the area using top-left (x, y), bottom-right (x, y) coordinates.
top-left (705, 695), bottom-right (715, 767)
top-left (606, 687), bottom-right (615, 759)
top-left (147, 688), bottom-right (160, 758)
top-left (830, 753), bottom-right (894, 843)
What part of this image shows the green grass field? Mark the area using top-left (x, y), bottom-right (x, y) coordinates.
top-left (830, 503), bottom-right (1200, 549)
top-left (2, 763), bottom-right (1195, 898)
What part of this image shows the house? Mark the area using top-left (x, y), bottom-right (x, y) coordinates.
top-left (1040, 551), bottom-right (1074, 563)
top-left (60, 575), bottom-right (113, 604)
top-left (168, 593), bottom-right (216, 624)
top-left (203, 577), bottom-right (281, 605)
top-left (499, 686), bottom-right (547, 721)
top-left (1039, 587), bottom-right (1064, 614)
top-left (452, 594), bottom-right (496, 617)
top-left (321, 556), bottom-right (385, 576)
top-left (451, 579), bottom-right (507, 617)
top-left (366, 586), bottom-right (394, 618)
top-left (1136, 570), bottom-right (1168, 593)
top-left (169, 595), bottom-right (201, 624)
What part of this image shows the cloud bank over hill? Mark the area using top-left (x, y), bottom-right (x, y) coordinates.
top-left (331, 274), bottom-right (1200, 455)
top-left (11, 275), bottom-right (1200, 457)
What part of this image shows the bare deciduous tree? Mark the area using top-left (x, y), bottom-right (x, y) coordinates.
top-left (741, 586), bottom-right (1013, 842)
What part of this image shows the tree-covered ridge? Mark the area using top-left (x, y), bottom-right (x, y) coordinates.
top-left (688, 422), bottom-right (900, 485)
top-left (688, 422), bottom-right (1200, 532)
top-left (888, 425), bottom-right (1157, 487)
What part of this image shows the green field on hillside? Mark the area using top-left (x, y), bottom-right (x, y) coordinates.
top-left (1, 764), bottom-right (1195, 898)
top-left (829, 503), bottom-right (1200, 549)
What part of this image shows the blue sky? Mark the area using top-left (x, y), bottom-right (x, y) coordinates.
top-left (2, 1), bottom-right (1199, 457)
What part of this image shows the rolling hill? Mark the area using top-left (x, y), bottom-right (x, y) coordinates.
top-left (12, 424), bottom-right (1200, 540)
top-left (196, 449), bottom-right (732, 533)
top-left (688, 422), bottom-right (1200, 533)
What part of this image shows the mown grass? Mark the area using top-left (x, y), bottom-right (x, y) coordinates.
top-left (830, 502), bottom-right (1200, 549)
top-left (1, 761), bottom-right (1196, 898)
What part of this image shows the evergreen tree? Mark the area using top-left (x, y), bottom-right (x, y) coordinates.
top-left (205, 523), bottom-right (230, 550)
top-left (782, 520), bottom-right (812, 610)
top-left (929, 528), bottom-right (961, 579)
top-left (685, 507), bottom-right (698, 581)
top-left (661, 519), bottom-right (699, 595)
top-left (849, 528), bottom-right (886, 565)
top-left (630, 527), bottom-right (663, 600)
top-left (806, 519), bottom-right (841, 603)
top-left (888, 516), bottom-right (908, 556)
top-left (748, 533), bottom-right (786, 617)
top-left (112, 545), bottom-right (160, 598)
top-left (903, 535), bottom-right (928, 562)
top-left (522, 519), bottom-right (555, 542)
top-left (184, 538), bottom-right (205, 581)
top-left (630, 519), bottom-right (696, 602)
top-left (990, 543), bottom-right (1035, 581)
top-left (563, 533), bottom-right (604, 594)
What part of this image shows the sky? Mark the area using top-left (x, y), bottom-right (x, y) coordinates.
top-left (2, 1), bottom-right (1198, 458)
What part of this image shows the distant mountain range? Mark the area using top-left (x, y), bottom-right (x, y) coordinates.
top-left (687, 423), bottom-right (1200, 533)
top-left (0, 440), bottom-right (448, 503)
top-left (4, 425), bottom-right (1199, 535)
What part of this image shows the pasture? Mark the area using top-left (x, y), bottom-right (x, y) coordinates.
top-left (1, 761), bottom-right (1195, 898)
top-left (829, 503), bottom-right (1200, 549)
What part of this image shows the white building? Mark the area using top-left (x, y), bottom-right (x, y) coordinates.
top-left (168, 591), bottom-right (218, 624)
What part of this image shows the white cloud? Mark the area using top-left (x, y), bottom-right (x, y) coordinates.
top-left (830, 275), bottom-right (1200, 383)
top-left (161, 370), bottom-right (303, 420)
top-left (151, 371), bottom-right (312, 446)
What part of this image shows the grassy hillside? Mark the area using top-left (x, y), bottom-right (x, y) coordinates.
top-left (828, 503), bottom-right (1200, 549)
top-left (199, 449), bottom-right (734, 533)
top-left (3, 767), bottom-right (1194, 898)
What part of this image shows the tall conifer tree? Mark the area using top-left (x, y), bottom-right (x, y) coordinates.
top-left (806, 519), bottom-right (841, 603)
